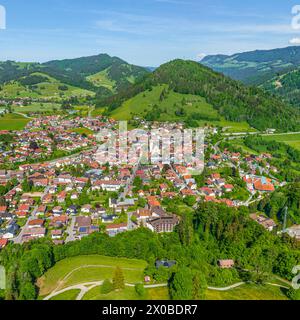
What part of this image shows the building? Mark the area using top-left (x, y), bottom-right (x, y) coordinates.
top-left (218, 259), bottom-right (235, 269)
top-left (147, 214), bottom-right (179, 233)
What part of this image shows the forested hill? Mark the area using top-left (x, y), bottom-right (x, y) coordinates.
top-left (97, 59), bottom-right (300, 132)
top-left (0, 54), bottom-right (149, 97)
top-left (201, 46), bottom-right (300, 85)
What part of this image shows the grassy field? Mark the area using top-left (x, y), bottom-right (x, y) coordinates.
top-left (49, 289), bottom-right (81, 301)
top-left (82, 286), bottom-right (169, 301)
top-left (12, 102), bottom-right (61, 114)
top-left (206, 284), bottom-right (289, 300)
top-left (0, 113), bottom-right (30, 130)
top-left (262, 133), bottom-right (300, 151)
top-left (38, 255), bottom-right (147, 296)
top-left (109, 85), bottom-right (255, 132)
top-left (86, 69), bottom-right (116, 91)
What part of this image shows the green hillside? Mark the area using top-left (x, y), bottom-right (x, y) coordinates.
top-left (111, 84), bottom-right (255, 132)
top-left (201, 46), bottom-right (300, 85)
top-left (0, 72), bottom-right (95, 100)
top-left (98, 59), bottom-right (300, 132)
top-left (0, 54), bottom-right (149, 100)
top-left (263, 69), bottom-right (300, 107)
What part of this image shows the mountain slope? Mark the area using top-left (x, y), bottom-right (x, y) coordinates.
top-left (0, 54), bottom-right (149, 100)
top-left (0, 72), bottom-right (94, 100)
top-left (97, 59), bottom-right (300, 132)
top-left (262, 68), bottom-right (300, 107)
top-left (201, 46), bottom-right (300, 85)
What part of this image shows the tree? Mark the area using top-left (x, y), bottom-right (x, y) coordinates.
top-left (169, 267), bottom-right (193, 300)
top-left (192, 272), bottom-right (207, 300)
top-left (135, 283), bottom-right (146, 297)
top-left (113, 267), bottom-right (125, 290)
top-left (101, 279), bottom-right (114, 294)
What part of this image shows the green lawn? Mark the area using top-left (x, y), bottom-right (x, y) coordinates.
top-left (38, 255), bottom-right (147, 296)
top-left (206, 284), bottom-right (289, 300)
top-left (82, 286), bottom-right (169, 301)
top-left (69, 127), bottom-right (94, 135)
top-left (0, 113), bottom-right (30, 130)
top-left (49, 289), bottom-right (81, 301)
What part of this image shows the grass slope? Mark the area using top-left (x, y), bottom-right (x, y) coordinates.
top-left (38, 255), bottom-right (147, 296)
top-left (111, 85), bottom-right (255, 132)
top-left (206, 284), bottom-right (289, 300)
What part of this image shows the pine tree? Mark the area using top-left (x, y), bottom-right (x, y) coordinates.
top-left (113, 267), bottom-right (125, 290)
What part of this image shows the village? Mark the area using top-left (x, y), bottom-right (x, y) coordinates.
top-left (0, 115), bottom-right (299, 251)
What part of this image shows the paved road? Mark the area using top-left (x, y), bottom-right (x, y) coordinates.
top-left (13, 186), bottom-right (50, 244)
top-left (65, 215), bottom-right (76, 243)
top-left (44, 281), bottom-right (168, 300)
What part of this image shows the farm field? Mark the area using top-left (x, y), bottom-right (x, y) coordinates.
top-left (206, 284), bottom-right (289, 300)
top-left (69, 127), bottom-right (94, 135)
top-left (0, 113), bottom-right (30, 130)
top-left (37, 255), bottom-right (147, 296)
top-left (12, 102), bottom-right (61, 114)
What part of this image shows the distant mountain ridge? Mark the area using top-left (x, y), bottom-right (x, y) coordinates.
top-left (201, 46), bottom-right (300, 85)
top-left (0, 54), bottom-right (149, 100)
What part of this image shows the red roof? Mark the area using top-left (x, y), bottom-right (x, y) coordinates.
top-left (0, 238), bottom-right (8, 248)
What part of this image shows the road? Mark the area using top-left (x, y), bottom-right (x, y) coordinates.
top-left (13, 186), bottom-right (50, 244)
top-left (65, 215), bottom-right (76, 243)
top-left (44, 281), bottom-right (168, 301)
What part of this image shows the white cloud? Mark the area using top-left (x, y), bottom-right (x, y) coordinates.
top-left (290, 38), bottom-right (300, 45)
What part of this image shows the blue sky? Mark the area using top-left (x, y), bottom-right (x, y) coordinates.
top-left (0, 0), bottom-right (299, 66)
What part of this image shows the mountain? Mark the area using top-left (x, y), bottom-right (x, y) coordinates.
top-left (0, 54), bottom-right (149, 100)
top-left (201, 46), bottom-right (300, 85)
top-left (97, 59), bottom-right (300, 132)
top-left (262, 68), bottom-right (300, 108)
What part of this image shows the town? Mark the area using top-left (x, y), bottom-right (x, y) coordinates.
top-left (0, 114), bottom-right (298, 251)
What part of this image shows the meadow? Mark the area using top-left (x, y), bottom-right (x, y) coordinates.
top-left (38, 255), bottom-right (147, 296)
top-left (0, 113), bottom-right (30, 130)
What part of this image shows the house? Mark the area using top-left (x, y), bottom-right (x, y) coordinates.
top-left (36, 205), bottom-right (47, 216)
top-left (249, 213), bottom-right (277, 231)
top-left (106, 223), bottom-right (128, 237)
top-left (23, 227), bottom-right (46, 239)
top-left (75, 216), bottom-right (92, 229)
top-left (52, 206), bottom-right (63, 216)
top-left (51, 229), bottom-right (63, 240)
top-left (223, 184), bottom-right (234, 192)
top-left (0, 238), bottom-right (8, 249)
top-left (49, 215), bottom-right (69, 227)
top-left (81, 204), bottom-right (92, 214)
top-left (66, 205), bottom-right (78, 215)
top-left (218, 259), bottom-right (235, 269)
top-left (101, 214), bottom-right (117, 223)
top-left (286, 225), bottom-right (300, 240)
top-left (28, 219), bottom-right (45, 229)
top-left (147, 214), bottom-right (179, 233)
top-left (155, 260), bottom-right (176, 269)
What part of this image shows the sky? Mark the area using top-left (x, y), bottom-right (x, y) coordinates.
top-left (0, 0), bottom-right (299, 66)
